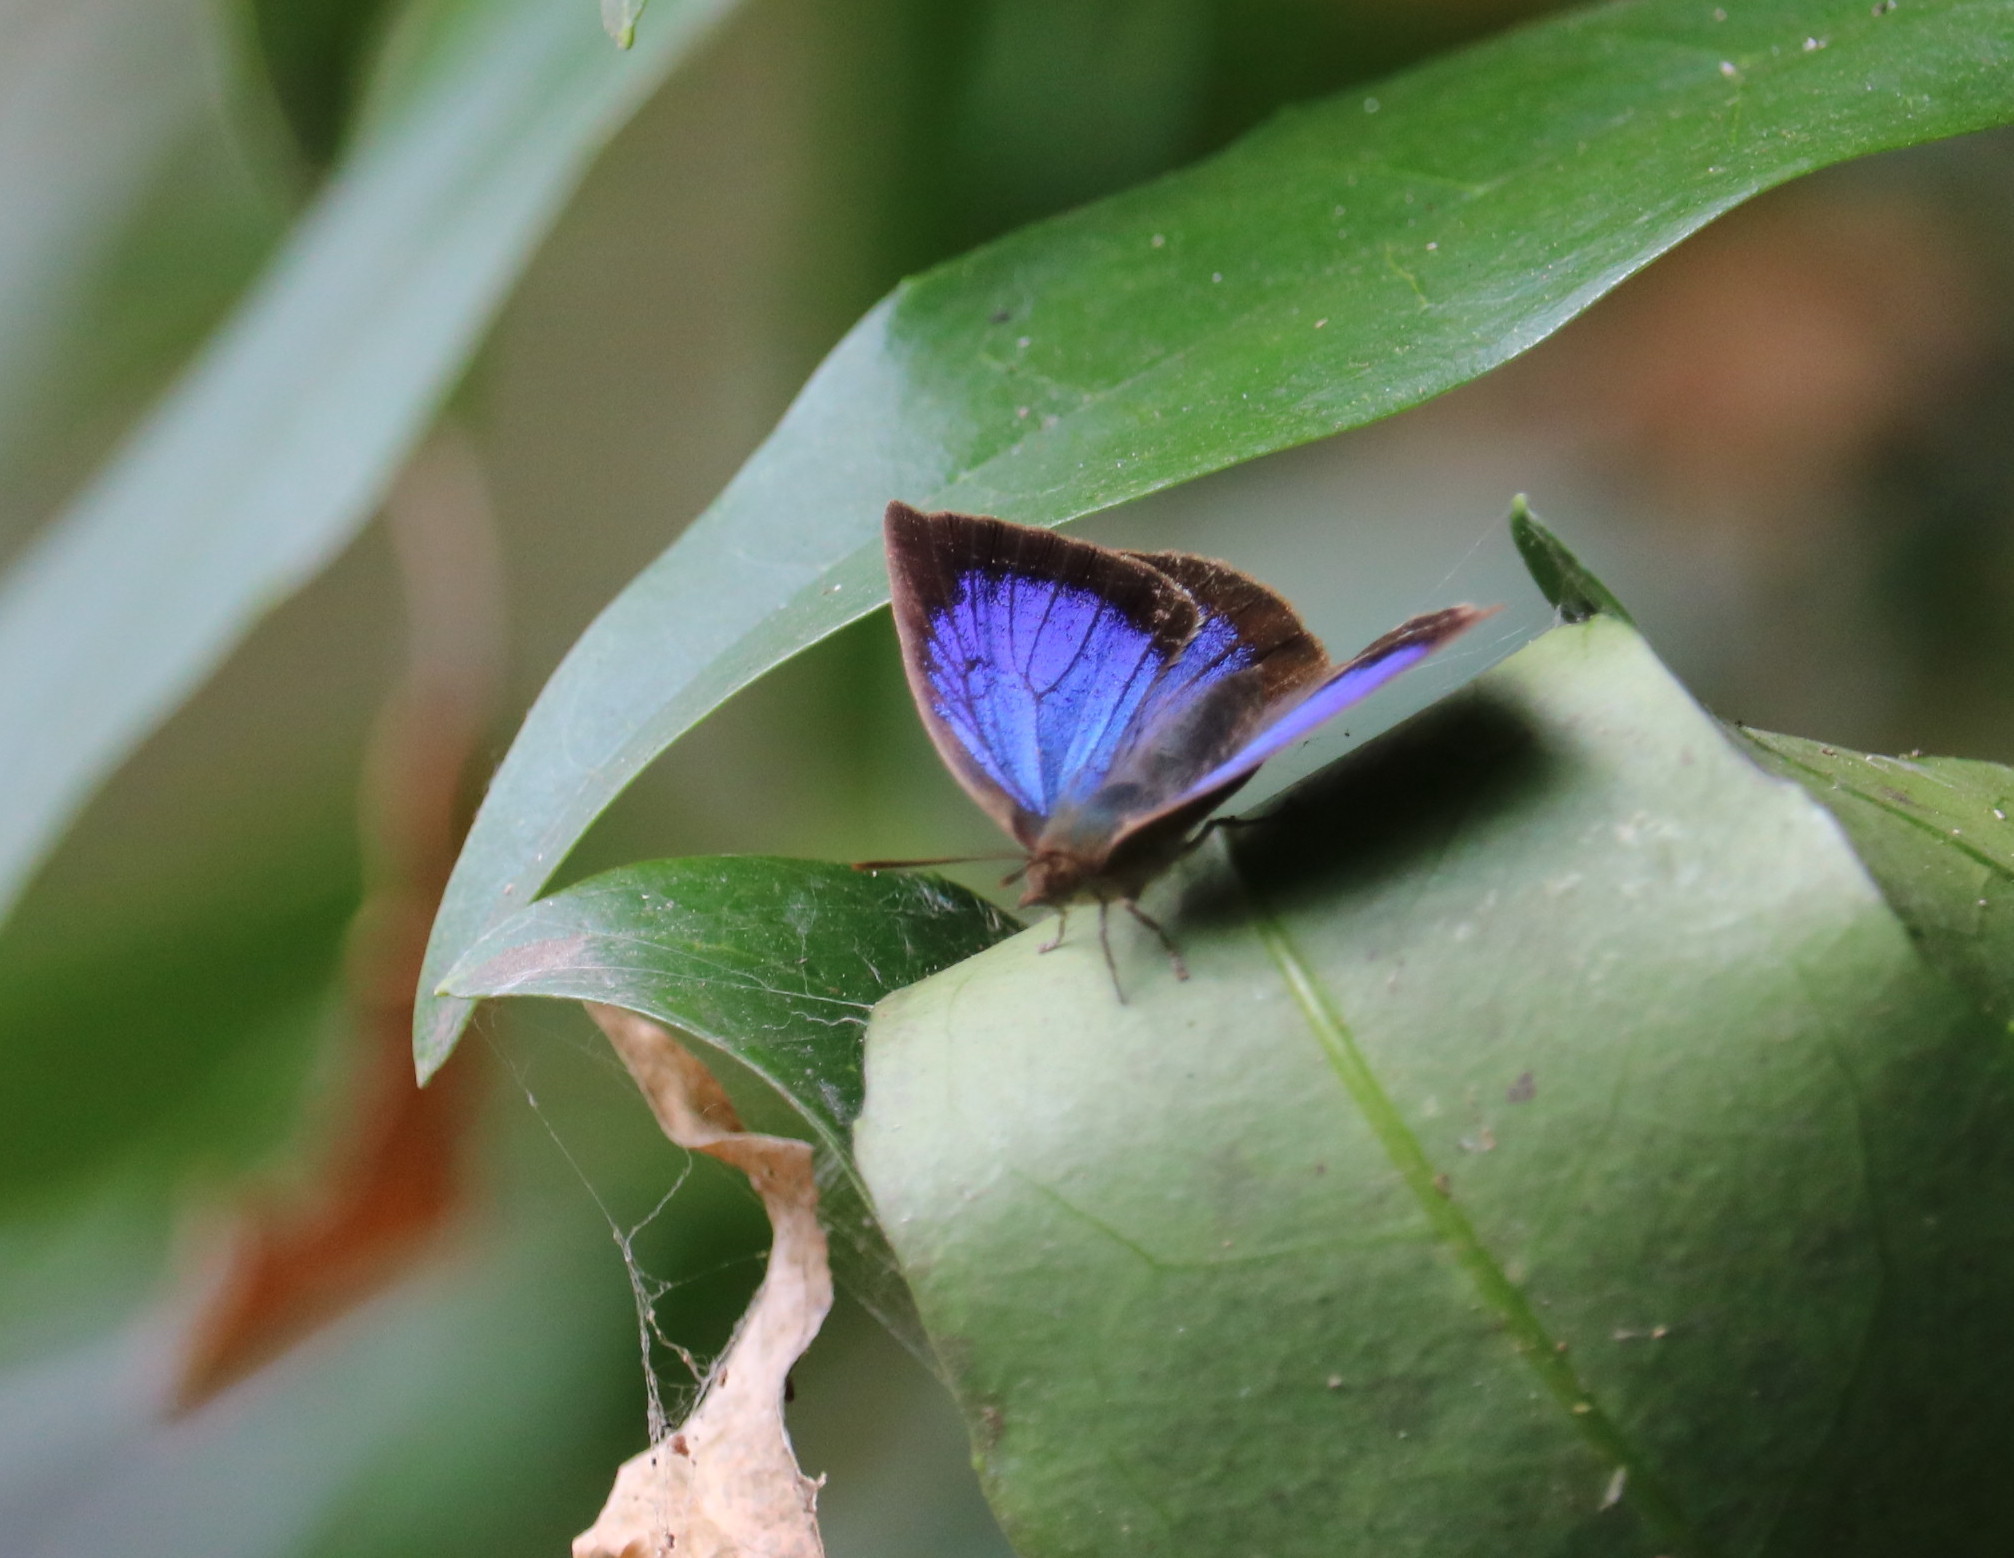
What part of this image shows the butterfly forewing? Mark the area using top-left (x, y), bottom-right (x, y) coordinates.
top-left (1072, 550), bottom-right (1334, 813)
top-left (884, 504), bottom-right (1197, 843)
top-left (1103, 603), bottom-right (1493, 856)
top-left (1127, 551), bottom-right (1329, 699)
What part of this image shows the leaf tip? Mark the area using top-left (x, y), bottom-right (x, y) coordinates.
top-left (1508, 497), bottom-right (1635, 627)
top-left (601, 0), bottom-right (643, 48)
top-left (412, 992), bottom-right (471, 1087)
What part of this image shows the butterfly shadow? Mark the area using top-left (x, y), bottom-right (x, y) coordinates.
top-left (1175, 685), bottom-right (1557, 927)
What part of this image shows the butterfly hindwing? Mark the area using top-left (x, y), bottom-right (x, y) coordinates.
top-left (1069, 549), bottom-right (1333, 817)
top-left (1100, 603), bottom-right (1491, 857)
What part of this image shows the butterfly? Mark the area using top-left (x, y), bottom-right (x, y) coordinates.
top-left (882, 501), bottom-right (1490, 981)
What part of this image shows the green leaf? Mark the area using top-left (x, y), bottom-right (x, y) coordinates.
top-left (441, 856), bottom-right (1017, 1139)
top-left (0, 823), bottom-right (360, 1213)
top-left (1509, 494), bottom-right (1635, 625)
top-left (440, 855), bottom-right (1018, 1348)
top-left (1491, 512), bottom-right (2014, 1029)
top-left (0, 882), bottom-right (353, 1211)
top-left (417, 0), bottom-right (2014, 1077)
top-left (0, 0), bottom-right (739, 936)
top-left (1737, 727), bottom-right (2014, 1030)
top-left (1499, 506), bottom-right (2014, 1032)
top-left (856, 618), bottom-right (2014, 1554)
top-left (0, 0), bottom-right (284, 491)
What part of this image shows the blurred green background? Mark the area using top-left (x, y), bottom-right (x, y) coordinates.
top-left (3, 0), bottom-right (2012, 1552)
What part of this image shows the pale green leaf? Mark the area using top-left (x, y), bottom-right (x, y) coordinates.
top-left (859, 617), bottom-right (2014, 1553)
top-left (0, 0), bottom-right (739, 932)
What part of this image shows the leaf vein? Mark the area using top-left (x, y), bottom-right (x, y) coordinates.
top-left (1243, 878), bottom-right (1711, 1555)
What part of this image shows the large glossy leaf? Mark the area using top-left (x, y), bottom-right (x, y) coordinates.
top-left (439, 855), bottom-right (1017, 1350)
top-left (856, 616), bottom-right (2014, 1555)
top-left (416, 0), bottom-right (2014, 1076)
top-left (0, 0), bottom-right (739, 933)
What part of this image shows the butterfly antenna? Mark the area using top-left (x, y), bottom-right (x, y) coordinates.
top-left (1097, 900), bottom-right (1127, 1004)
top-left (1123, 900), bottom-right (1190, 982)
top-left (851, 853), bottom-right (1022, 872)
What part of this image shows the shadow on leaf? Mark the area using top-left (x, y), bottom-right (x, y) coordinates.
top-left (1190, 686), bottom-right (1554, 919)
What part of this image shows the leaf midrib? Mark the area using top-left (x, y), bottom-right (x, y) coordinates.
top-left (1243, 871), bottom-right (1709, 1556)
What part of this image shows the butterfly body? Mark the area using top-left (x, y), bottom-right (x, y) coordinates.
top-left (883, 502), bottom-right (1488, 929)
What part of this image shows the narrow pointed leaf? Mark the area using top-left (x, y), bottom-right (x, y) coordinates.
top-left (856, 618), bottom-right (2014, 1554)
top-left (418, 0), bottom-right (2014, 1075)
top-left (1510, 495), bottom-right (1635, 625)
top-left (0, 0), bottom-right (738, 932)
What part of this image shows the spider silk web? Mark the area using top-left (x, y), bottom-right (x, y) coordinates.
top-left (482, 1018), bottom-right (767, 1443)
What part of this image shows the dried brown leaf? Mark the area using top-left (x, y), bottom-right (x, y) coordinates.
top-left (575, 1003), bottom-right (831, 1558)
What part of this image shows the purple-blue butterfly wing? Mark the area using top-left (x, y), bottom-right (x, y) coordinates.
top-left (884, 504), bottom-right (1205, 845)
top-left (930, 571), bottom-right (1168, 815)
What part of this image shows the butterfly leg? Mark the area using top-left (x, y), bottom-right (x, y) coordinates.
top-left (1038, 906), bottom-right (1069, 954)
top-left (1097, 899), bottom-right (1127, 1004)
top-left (1124, 900), bottom-right (1190, 982)
top-left (1187, 813), bottom-right (1264, 857)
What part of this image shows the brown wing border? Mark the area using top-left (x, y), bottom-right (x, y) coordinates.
top-left (1127, 549), bottom-right (1331, 702)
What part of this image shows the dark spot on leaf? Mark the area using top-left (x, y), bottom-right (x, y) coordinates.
top-left (1507, 1070), bottom-right (1536, 1103)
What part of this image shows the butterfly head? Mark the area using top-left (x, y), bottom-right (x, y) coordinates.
top-left (1015, 803), bottom-right (1121, 906)
top-left (1018, 848), bottom-right (1091, 909)
top-left (1016, 788), bottom-right (1208, 908)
